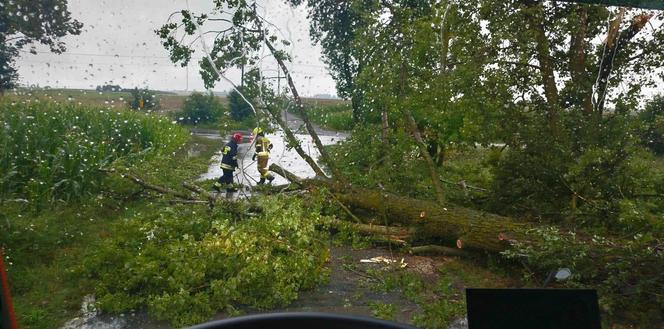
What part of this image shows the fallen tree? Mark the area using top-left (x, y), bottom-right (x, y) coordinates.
top-left (271, 163), bottom-right (530, 253)
top-left (267, 163), bottom-right (663, 318)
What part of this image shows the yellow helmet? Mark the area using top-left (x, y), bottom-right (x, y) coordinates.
top-left (252, 127), bottom-right (263, 136)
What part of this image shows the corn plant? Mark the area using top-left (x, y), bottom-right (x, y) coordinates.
top-left (0, 101), bottom-right (188, 206)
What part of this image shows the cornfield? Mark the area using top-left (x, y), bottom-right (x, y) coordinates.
top-left (0, 101), bottom-right (188, 205)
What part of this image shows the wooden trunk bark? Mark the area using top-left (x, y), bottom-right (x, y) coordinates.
top-left (262, 104), bottom-right (327, 178)
top-left (594, 12), bottom-right (653, 114)
top-left (399, 60), bottom-right (446, 205)
top-left (524, 1), bottom-right (559, 132)
top-left (264, 39), bottom-right (343, 179)
top-left (270, 164), bottom-right (529, 253)
top-left (405, 110), bottom-right (446, 205)
top-left (569, 6), bottom-right (593, 114)
top-left (335, 187), bottom-right (530, 253)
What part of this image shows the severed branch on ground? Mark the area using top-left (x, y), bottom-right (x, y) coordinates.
top-left (102, 168), bottom-right (235, 207)
top-left (410, 245), bottom-right (470, 257)
top-left (268, 163), bottom-right (645, 267)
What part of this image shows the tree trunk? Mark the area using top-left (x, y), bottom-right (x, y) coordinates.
top-left (351, 93), bottom-right (361, 124)
top-left (264, 39), bottom-right (343, 180)
top-left (410, 245), bottom-right (469, 257)
top-left (335, 186), bottom-right (529, 252)
top-left (249, 9), bottom-right (342, 179)
top-left (594, 11), bottom-right (653, 114)
top-left (399, 60), bottom-right (446, 205)
top-left (381, 108), bottom-right (389, 146)
top-left (270, 163), bottom-right (529, 253)
top-left (262, 104), bottom-right (327, 178)
top-left (569, 6), bottom-right (593, 114)
top-left (439, 3), bottom-right (451, 73)
top-left (524, 1), bottom-right (559, 131)
top-left (405, 110), bottom-right (446, 205)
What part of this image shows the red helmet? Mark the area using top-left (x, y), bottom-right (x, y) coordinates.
top-left (232, 133), bottom-right (243, 143)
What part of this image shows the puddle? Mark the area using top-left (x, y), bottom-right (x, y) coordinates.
top-left (197, 130), bottom-right (346, 187)
top-left (60, 295), bottom-right (127, 329)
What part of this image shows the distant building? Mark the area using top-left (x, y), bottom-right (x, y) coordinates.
top-left (313, 94), bottom-right (338, 99)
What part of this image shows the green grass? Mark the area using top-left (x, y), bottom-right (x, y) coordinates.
top-left (368, 301), bottom-right (397, 321)
top-left (358, 257), bottom-right (520, 329)
top-left (3, 202), bottom-right (147, 328)
top-left (298, 103), bottom-right (354, 131)
top-left (654, 155), bottom-right (664, 171)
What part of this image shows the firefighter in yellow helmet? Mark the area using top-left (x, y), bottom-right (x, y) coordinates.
top-left (252, 127), bottom-right (275, 185)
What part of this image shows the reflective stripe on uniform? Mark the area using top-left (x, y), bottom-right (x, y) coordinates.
top-left (256, 137), bottom-right (271, 156)
top-left (220, 163), bottom-right (234, 170)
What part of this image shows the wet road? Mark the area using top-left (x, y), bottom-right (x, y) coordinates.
top-left (197, 111), bottom-right (348, 188)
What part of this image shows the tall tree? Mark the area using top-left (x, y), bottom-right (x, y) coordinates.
top-left (479, 1), bottom-right (662, 132)
top-left (157, 1), bottom-right (342, 179)
top-left (0, 0), bottom-right (83, 92)
top-left (288, 0), bottom-right (365, 122)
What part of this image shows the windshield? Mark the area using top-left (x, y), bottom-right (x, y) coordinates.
top-left (1, 1), bottom-right (662, 329)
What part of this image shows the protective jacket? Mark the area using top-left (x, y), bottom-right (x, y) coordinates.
top-left (220, 139), bottom-right (239, 171)
top-left (255, 135), bottom-right (273, 156)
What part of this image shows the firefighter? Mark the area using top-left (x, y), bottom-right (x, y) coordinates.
top-left (252, 127), bottom-right (275, 185)
top-left (213, 133), bottom-right (243, 195)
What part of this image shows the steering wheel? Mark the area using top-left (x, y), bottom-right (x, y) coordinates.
top-left (188, 312), bottom-right (418, 329)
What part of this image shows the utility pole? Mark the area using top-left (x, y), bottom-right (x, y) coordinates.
top-left (276, 67), bottom-right (281, 96)
top-left (241, 63), bottom-right (245, 87)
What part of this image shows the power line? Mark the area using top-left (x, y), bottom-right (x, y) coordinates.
top-left (19, 59), bottom-right (330, 77)
top-left (21, 49), bottom-right (182, 60)
top-left (19, 50), bottom-right (330, 69)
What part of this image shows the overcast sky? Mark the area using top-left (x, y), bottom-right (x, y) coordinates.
top-left (14, 0), bottom-right (338, 97)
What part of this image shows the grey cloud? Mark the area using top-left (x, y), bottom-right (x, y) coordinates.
top-left (15, 0), bottom-right (338, 97)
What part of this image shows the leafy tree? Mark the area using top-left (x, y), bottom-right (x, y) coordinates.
top-left (96, 84), bottom-right (123, 92)
top-left (179, 92), bottom-right (224, 124)
top-left (128, 88), bottom-right (159, 111)
top-left (290, 1), bottom-right (663, 224)
top-left (287, 0), bottom-right (364, 122)
top-left (478, 2), bottom-right (662, 133)
top-left (473, 2), bottom-right (664, 229)
top-left (228, 87), bottom-right (255, 122)
top-left (0, 0), bottom-right (83, 91)
top-left (0, 42), bottom-right (18, 92)
top-left (640, 95), bottom-right (664, 155)
top-left (156, 0), bottom-right (340, 178)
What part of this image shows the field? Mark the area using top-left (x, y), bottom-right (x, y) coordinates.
top-left (6, 89), bottom-right (193, 113)
top-left (5, 89), bottom-right (343, 114)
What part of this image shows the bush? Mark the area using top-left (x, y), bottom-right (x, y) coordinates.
top-left (640, 95), bottom-right (664, 155)
top-left (0, 101), bottom-right (187, 205)
top-left (96, 84), bottom-right (123, 92)
top-left (502, 227), bottom-right (663, 326)
top-left (330, 125), bottom-right (436, 200)
top-left (488, 110), bottom-right (662, 232)
top-left (128, 88), bottom-right (159, 110)
top-left (228, 88), bottom-right (256, 122)
top-left (83, 195), bottom-right (330, 327)
top-left (177, 92), bottom-right (224, 124)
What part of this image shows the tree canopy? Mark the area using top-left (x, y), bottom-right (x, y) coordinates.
top-left (0, 0), bottom-right (83, 91)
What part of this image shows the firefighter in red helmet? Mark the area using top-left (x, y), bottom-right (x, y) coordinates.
top-left (213, 133), bottom-right (243, 197)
